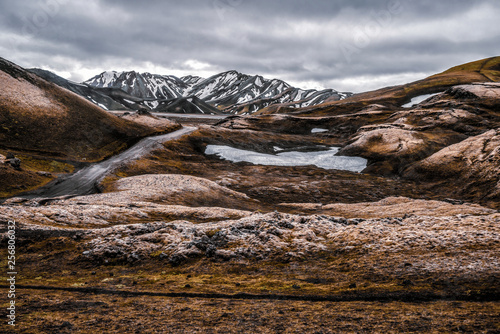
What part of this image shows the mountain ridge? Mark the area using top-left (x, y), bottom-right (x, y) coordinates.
top-left (82, 69), bottom-right (350, 114)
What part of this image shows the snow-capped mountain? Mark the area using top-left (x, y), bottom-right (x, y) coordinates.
top-left (20, 69), bottom-right (350, 115)
top-left (85, 71), bottom-right (217, 112)
top-left (83, 70), bottom-right (350, 114)
top-left (186, 71), bottom-right (290, 106)
top-left (186, 70), bottom-right (349, 113)
top-left (154, 96), bottom-right (220, 114)
top-left (180, 75), bottom-right (205, 87)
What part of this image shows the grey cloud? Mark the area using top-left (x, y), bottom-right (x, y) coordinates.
top-left (0, 0), bottom-right (498, 92)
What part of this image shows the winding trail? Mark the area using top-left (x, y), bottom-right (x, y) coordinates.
top-left (24, 126), bottom-right (196, 199)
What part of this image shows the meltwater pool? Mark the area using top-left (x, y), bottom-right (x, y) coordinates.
top-left (205, 145), bottom-right (367, 172)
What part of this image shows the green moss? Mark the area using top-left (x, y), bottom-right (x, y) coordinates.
top-left (17, 155), bottom-right (74, 173)
top-left (150, 250), bottom-right (164, 258)
top-left (206, 228), bottom-right (222, 238)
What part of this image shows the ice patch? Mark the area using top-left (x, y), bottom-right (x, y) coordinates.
top-left (402, 93), bottom-right (442, 108)
top-left (205, 145), bottom-right (367, 172)
top-left (311, 128), bottom-right (328, 133)
top-left (255, 76), bottom-right (263, 86)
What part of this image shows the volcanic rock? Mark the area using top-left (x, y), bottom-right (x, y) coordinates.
top-left (7, 157), bottom-right (22, 170)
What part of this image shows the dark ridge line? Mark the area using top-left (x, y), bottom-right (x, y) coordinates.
top-left (3, 285), bottom-right (499, 302)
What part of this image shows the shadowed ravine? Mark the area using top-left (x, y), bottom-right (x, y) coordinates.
top-left (21, 126), bottom-right (197, 199)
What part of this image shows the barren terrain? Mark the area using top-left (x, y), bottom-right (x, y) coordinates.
top-left (1, 57), bottom-right (500, 333)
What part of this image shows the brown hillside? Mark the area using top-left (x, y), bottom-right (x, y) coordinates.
top-left (0, 57), bottom-right (179, 198)
top-left (261, 56), bottom-right (500, 116)
top-left (0, 57), bottom-right (159, 161)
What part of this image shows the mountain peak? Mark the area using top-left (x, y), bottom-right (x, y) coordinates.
top-left (221, 69), bottom-right (241, 75)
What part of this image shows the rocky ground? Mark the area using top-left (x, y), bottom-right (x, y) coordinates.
top-left (1, 80), bottom-right (500, 332)
top-left (1, 173), bottom-right (499, 332)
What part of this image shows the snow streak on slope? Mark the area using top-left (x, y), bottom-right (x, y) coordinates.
top-left (181, 75), bottom-right (205, 87)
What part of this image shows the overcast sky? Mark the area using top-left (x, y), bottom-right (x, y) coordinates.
top-left (1, 0), bottom-right (499, 93)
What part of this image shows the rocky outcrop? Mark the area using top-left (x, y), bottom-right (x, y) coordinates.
top-left (78, 210), bottom-right (499, 271)
top-left (337, 82), bottom-right (500, 175)
top-left (4, 153), bottom-right (21, 170)
top-left (397, 83), bottom-right (500, 135)
top-left (279, 196), bottom-right (495, 218)
top-left (404, 129), bottom-right (500, 207)
top-left (445, 82), bottom-right (500, 107)
top-left (3, 204), bottom-right (498, 276)
top-left (339, 125), bottom-right (464, 174)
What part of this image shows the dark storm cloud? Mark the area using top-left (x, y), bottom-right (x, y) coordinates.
top-left (0, 0), bottom-right (498, 92)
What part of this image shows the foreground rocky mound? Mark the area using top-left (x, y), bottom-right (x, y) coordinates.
top-left (81, 211), bottom-right (500, 277)
top-left (1, 173), bottom-right (498, 319)
top-left (2, 174), bottom-right (497, 268)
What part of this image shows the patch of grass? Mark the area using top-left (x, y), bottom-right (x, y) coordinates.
top-left (0, 165), bottom-right (52, 198)
top-left (15, 154), bottom-right (74, 173)
top-left (206, 228), bottom-right (222, 238)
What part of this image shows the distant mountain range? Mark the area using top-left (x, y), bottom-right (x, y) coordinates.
top-left (30, 69), bottom-right (351, 114)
